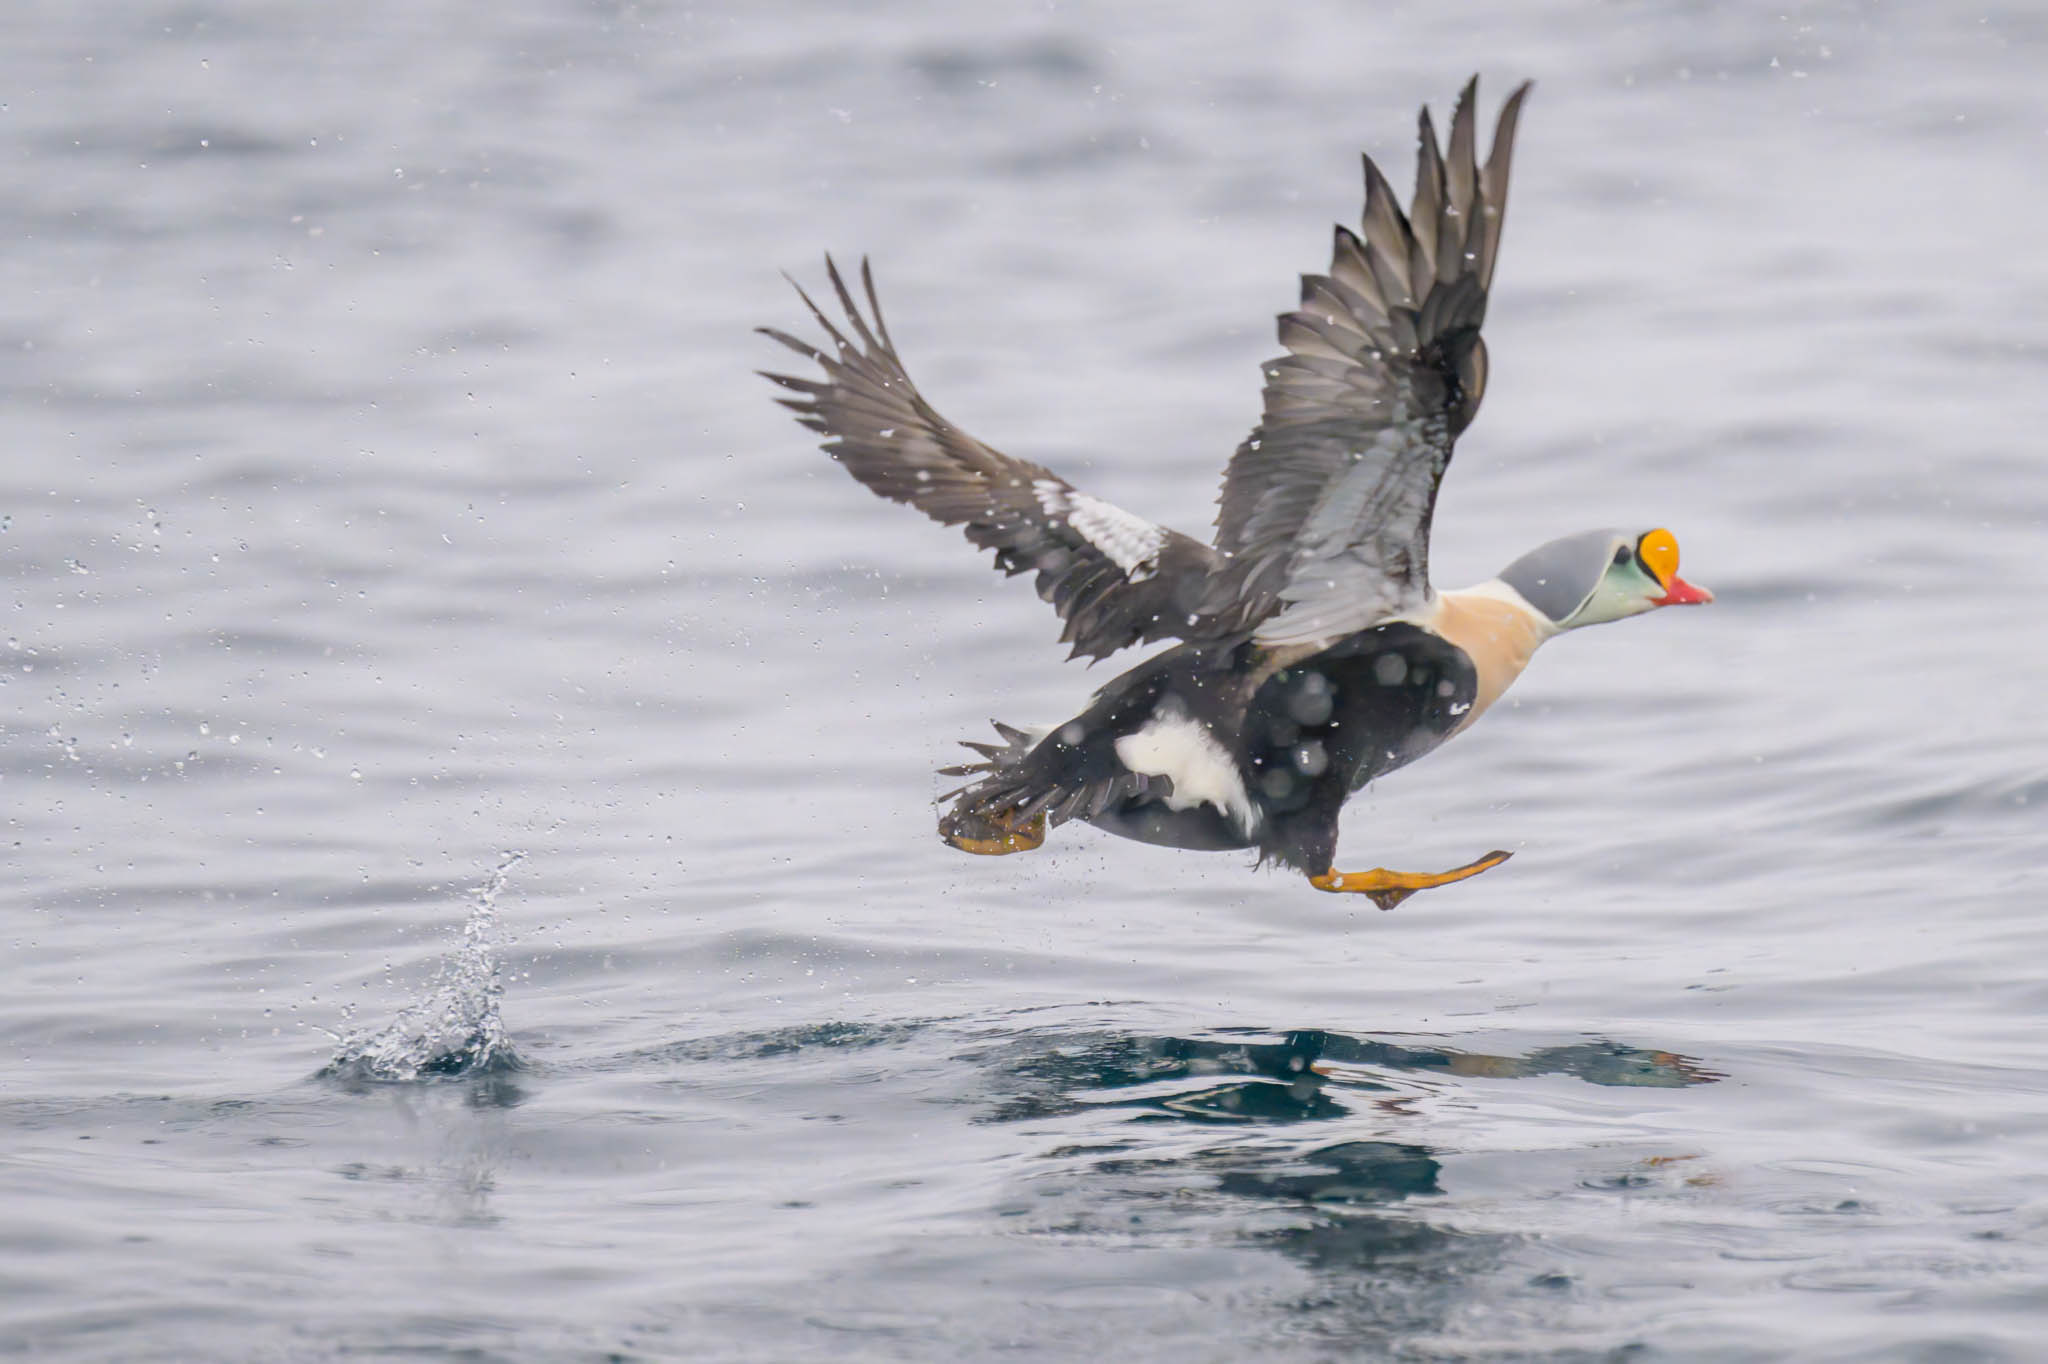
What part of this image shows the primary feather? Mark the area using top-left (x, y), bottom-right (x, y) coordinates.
top-left (1207, 77), bottom-right (1531, 645)
top-left (757, 258), bottom-right (1222, 661)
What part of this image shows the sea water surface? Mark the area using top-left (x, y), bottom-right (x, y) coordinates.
top-left (5, 1), bottom-right (2047, 1359)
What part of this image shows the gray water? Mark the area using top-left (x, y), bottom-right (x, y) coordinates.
top-left (5, 1), bottom-right (2047, 1359)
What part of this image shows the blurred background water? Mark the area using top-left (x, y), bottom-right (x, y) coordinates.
top-left (4, 1), bottom-right (2046, 1359)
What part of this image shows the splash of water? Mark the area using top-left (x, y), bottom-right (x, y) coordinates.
top-left (323, 852), bottom-right (525, 1081)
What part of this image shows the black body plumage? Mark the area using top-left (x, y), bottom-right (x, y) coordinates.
top-left (940, 624), bottom-right (1478, 874)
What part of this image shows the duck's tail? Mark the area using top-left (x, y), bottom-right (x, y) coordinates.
top-left (936, 722), bottom-right (1052, 854)
top-left (936, 720), bottom-right (1144, 856)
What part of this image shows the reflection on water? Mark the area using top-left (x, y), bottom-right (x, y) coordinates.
top-left (1313, 1031), bottom-right (1726, 1089)
top-left (970, 1023), bottom-right (1719, 1347)
top-left (983, 1025), bottom-right (1719, 1124)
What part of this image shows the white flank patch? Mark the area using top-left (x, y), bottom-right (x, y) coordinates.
top-left (1033, 479), bottom-right (1162, 581)
top-left (1113, 698), bottom-right (1256, 834)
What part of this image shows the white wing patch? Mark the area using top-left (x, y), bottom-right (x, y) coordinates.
top-left (1032, 479), bottom-right (1164, 581)
top-left (1113, 696), bottom-right (1257, 835)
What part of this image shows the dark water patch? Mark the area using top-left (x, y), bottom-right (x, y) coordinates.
top-left (1124, 1077), bottom-right (1348, 1125)
top-left (319, 1054), bottom-right (530, 1112)
top-left (634, 1017), bottom-right (936, 1066)
top-left (1858, 771), bottom-right (2048, 831)
top-left (1220, 1140), bottom-right (1443, 1205)
top-left (906, 35), bottom-right (1100, 93)
top-left (31, 121), bottom-right (300, 163)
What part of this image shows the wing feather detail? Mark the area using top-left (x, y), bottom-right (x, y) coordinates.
top-left (1205, 78), bottom-right (1532, 646)
top-left (759, 257), bottom-right (1222, 661)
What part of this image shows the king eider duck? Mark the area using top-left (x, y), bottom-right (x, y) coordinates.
top-left (760, 78), bottom-right (1711, 909)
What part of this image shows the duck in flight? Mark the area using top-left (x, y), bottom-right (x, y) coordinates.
top-left (760, 77), bottom-right (1711, 909)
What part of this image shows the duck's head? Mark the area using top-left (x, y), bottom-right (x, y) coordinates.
top-left (1499, 527), bottom-right (1713, 630)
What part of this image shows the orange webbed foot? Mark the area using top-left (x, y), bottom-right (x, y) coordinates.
top-left (940, 810), bottom-right (1048, 857)
top-left (1308, 849), bottom-right (1513, 910)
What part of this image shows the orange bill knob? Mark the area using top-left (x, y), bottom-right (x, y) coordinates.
top-left (1638, 528), bottom-right (1713, 605)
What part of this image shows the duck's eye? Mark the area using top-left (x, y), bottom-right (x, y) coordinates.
top-left (1613, 546), bottom-right (1633, 567)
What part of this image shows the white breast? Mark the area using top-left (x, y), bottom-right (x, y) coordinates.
top-left (1113, 697), bottom-right (1257, 835)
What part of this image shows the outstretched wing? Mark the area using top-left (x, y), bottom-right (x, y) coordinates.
top-left (760, 257), bottom-right (1222, 661)
top-left (1207, 78), bottom-right (1532, 646)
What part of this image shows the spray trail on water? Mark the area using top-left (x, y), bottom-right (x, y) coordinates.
top-left (323, 851), bottom-right (526, 1081)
